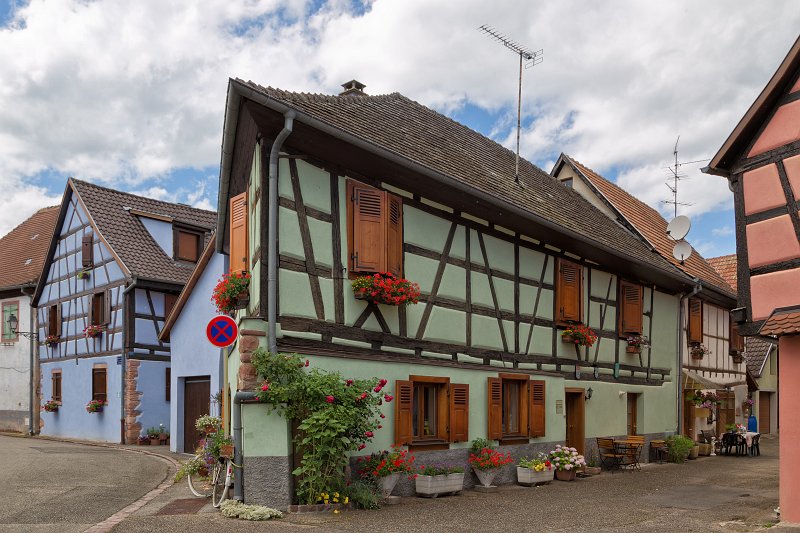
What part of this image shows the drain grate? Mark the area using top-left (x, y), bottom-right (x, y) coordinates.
top-left (156, 498), bottom-right (209, 515)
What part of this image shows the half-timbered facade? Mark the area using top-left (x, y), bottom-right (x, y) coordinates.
top-left (704, 35), bottom-right (799, 523)
top-left (216, 79), bottom-right (709, 508)
top-left (552, 156), bottom-right (746, 441)
top-left (32, 179), bottom-right (216, 443)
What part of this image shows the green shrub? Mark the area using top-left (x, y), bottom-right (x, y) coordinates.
top-left (666, 435), bottom-right (694, 464)
top-left (470, 438), bottom-right (495, 453)
top-left (346, 480), bottom-right (381, 510)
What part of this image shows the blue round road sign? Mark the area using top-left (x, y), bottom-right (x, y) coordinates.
top-left (207, 315), bottom-right (238, 348)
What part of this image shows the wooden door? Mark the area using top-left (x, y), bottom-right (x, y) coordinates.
top-left (759, 392), bottom-right (771, 434)
top-left (716, 390), bottom-right (735, 435)
top-left (183, 377), bottom-right (211, 453)
top-left (627, 393), bottom-right (639, 435)
top-left (564, 390), bottom-right (585, 456)
top-left (683, 395), bottom-right (695, 438)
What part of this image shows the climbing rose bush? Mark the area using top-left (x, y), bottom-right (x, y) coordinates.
top-left (351, 272), bottom-right (420, 306)
top-left (252, 350), bottom-right (391, 505)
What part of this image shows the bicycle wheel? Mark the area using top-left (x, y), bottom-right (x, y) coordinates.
top-left (211, 460), bottom-right (230, 508)
top-left (187, 462), bottom-right (213, 498)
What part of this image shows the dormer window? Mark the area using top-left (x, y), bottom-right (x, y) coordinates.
top-left (174, 227), bottom-right (202, 262)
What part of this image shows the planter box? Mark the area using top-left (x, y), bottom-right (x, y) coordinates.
top-left (561, 334), bottom-right (574, 344)
top-left (415, 473), bottom-right (464, 497)
top-left (517, 467), bottom-right (553, 486)
top-left (625, 345), bottom-right (641, 354)
top-left (698, 443), bottom-right (711, 456)
top-left (694, 407), bottom-right (710, 418)
top-left (149, 437), bottom-right (159, 445)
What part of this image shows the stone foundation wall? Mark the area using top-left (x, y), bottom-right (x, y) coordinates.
top-left (124, 359), bottom-right (142, 443)
top-left (243, 455), bottom-right (294, 511)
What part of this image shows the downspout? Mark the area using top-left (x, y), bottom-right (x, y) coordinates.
top-left (121, 278), bottom-right (139, 443)
top-left (232, 111), bottom-right (294, 502)
top-left (21, 285), bottom-right (35, 435)
top-left (677, 279), bottom-right (702, 436)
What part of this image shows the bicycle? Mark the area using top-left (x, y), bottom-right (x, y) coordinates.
top-left (186, 454), bottom-right (218, 498)
top-left (211, 455), bottom-right (235, 508)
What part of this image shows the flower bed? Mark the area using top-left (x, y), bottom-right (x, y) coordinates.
top-left (351, 272), bottom-right (420, 306)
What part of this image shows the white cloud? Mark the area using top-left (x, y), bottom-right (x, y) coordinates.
top-left (712, 226), bottom-right (734, 237)
top-left (0, 0), bottom-right (798, 236)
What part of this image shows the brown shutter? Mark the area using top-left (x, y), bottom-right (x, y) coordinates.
top-left (529, 380), bottom-right (546, 437)
top-left (394, 380), bottom-right (413, 445)
top-left (91, 293), bottom-right (103, 327)
top-left (229, 192), bottom-right (248, 274)
top-left (487, 377), bottom-right (503, 440)
top-left (557, 259), bottom-right (582, 323)
top-left (619, 281), bottom-right (643, 335)
top-left (348, 180), bottom-right (386, 273)
top-left (449, 383), bottom-right (469, 443)
top-left (166, 367), bottom-right (171, 402)
top-left (92, 368), bottom-right (107, 402)
top-left (164, 293), bottom-right (178, 318)
top-left (730, 318), bottom-right (744, 354)
top-left (52, 372), bottom-right (62, 402)
top-left (103, 290), bottom-right (111, 325)
top-left (55, 305), bottom-right (62, 337)
top-left (386, 194), bottom-right (403, 277)
top-left (688, 298), bottom-right (703, 343)
top-left (82, 233), bottom-right (94, 268)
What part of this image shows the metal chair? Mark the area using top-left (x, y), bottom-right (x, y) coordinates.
top-left (749, 434), bottom-right (761, 456)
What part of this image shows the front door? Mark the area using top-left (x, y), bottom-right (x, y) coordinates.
top-left (759, 391), bottom-right (771, 434)
top-left (627, 393), bottom-right (640, 435)
top-left (564, 389), bottom-right (585, 456)
top-left (716, 390), bottom-right (735, 435)
top-left (183, 377), bottom-right (211, 453)
top-left (683, 392), bottom-right (695, 438)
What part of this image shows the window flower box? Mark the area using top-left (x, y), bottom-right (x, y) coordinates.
top-left (690, 343), bottom-right (710, 360)
top-left (415, 471), bottom-right (464, 497)
top-left (731, 353), bottom-right (744, 364)
top-left (42, 399), bottom-right (60, 413)
top-left (83, 324), bottom-right (105, 339)
top-left (351, 272), bottom-right (420, 306)
top-left (625, 335), bottom-right (649, 354)
top-left (561, 324), bottom-right (597, 347)
top-left (43, 335), bottom-right (59, 348)
top-left (86, 399), bottom-right (107, 413)
top-left (212, 271), bottom-right (250, 314)
top-left (76, 270), bottom-right (91, 280)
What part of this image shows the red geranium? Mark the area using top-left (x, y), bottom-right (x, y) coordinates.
top-left (351, 272), bottom-right (421, 306)
top-left (211, 271), bottom-right (250, 314)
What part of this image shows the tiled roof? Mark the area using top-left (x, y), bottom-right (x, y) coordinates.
top-left (237, 80), bottom-right (685, 280)
top-left (707, 254), bottom-right (737, 291)
top-left (744, 336), bottom-right (774, 377)
top-left (71, 179), bottom-right (217, 285)
top-left (565, 157), bottom-right (735, 297)
top-left (0, 206), bottom-right (59, 290)
top-left (759, 307), bottom-right (800, 336)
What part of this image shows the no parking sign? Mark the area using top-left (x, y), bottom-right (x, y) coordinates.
top-left (206, 315), bottom-right (238, 348)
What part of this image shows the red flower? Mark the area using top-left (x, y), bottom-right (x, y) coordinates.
top-left (379, 378), bottom-right (388, 386)
top-left (345, 379), bottom-right (353, 386)
top-left (374, 385), bottom-right (382, 393)
top-left (325, 395), bottom-right (335, 403)
top-left (364, 431), bottom-right (374, 438)
top-left (261, 382), bottom-right (270, 392)
top-left (380, 413), bottom-right (385, 419)
top-left (377, 425), bottom-right (383, 429)
top-left (358, 444), bottom-right (366, 451)
top-left (384, 394), bottom-right (394, 402)
top-left (305, 359), bottom-right (310, 367)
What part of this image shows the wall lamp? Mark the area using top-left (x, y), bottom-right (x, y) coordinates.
top-left (7, 313), bottom-right (38, 340)
top-left (585, 387), bottom-right (593, 400)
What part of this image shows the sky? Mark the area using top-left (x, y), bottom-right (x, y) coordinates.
top-left (0, 1), bottom-right (798, 260)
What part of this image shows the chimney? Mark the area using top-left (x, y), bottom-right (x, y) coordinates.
top-left (339, 80), bottom-right (367, 96)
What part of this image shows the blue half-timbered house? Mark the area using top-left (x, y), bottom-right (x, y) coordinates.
top-left (32, 179), bottom-right (216, 443)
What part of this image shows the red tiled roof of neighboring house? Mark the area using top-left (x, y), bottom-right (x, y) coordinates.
top-left (744, 336), bottom-right (774, 377)
top-left (759, 307), bottom-right (800, 336)
top-left (707, 254), bottom-right (737, 291)
top-left (0, 206), bottom-right (59, 290)
top-left (563, 156), bottom-right (735, 297)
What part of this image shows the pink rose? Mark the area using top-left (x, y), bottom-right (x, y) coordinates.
top-left (384, 394), bottom-right (394, 402)
top-left (345, 379), bottom-right (353, 386)
top-left (261, 382), bottom-right (270, 392)
top-left (358, 444), bottom-right (366, 451)
top-left (325, 395), bottom-right (335, 403)
top-left (364, 431), bottom-right (374, 438)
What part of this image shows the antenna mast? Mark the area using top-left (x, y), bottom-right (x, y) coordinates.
top-left (479, 25), bottom-right (543, 184)
top-left (662, 136), bottom-right (707, 217)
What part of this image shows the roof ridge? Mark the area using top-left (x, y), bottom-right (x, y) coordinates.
top-left (70, 178), bottom-right (217, 215)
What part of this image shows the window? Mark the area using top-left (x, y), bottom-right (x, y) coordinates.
top-left (729, 316), bottom-right (744, 355)
top-left (347, 180), bottom-right (403, 277)
top-left (394, 377), bottom-right (469, 446)
top-left (555, 258), bottom-right (582, 325)
top-left (90, 291), bottom-right (110, 327)
top-left (165, 367), bottom-right (171, 402)
top-left (175, 229), bottom-right (201, 262)
top-left (562, 178), bottom-right (574, 188)
top-left (2, 301), bottom-right (19, 343)
top-left (627, 393), bottom-right (640, 435)
top-left (48, 304), bottom-right (61, 338)
top-left (618, 280), bottom-right (643, 335)
top-left (229, 191), bottom-right (248, 273)
top-left (687, 298), bottom-right (703, 344)
top-left (52, 370), bottom-right (62, 402)
top-left (82, 233), bottom-right (94, 268)
top-left (488, 375), bottom-right (546, 441)
top-left (92, 367), bottom-right (107, 402)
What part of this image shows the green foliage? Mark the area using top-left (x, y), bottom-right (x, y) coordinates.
top-left (418, 464), bottom-right (463, 476)
top-left (220, 500), bottom-right (283, 521)
top-left (470, 438), bottom-right (495, 453)
top-left (666, 435), bottom-right (694, 464)
top-left (251, 350), bottom-right (389, 505)
top-left (146, 427), bottom-right (160, 437)
top-left (346, 480), bottom-right (382, 510)
top-left (174, 455), bottom-right (206, 482)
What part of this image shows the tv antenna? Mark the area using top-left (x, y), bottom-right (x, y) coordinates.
top-left (479, 25), bottom-right (543, 184)
top-left (662, 136), bottom-right (708, 218)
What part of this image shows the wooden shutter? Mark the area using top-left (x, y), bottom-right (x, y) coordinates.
top-left (51, 304), bottom-right (62, 337)
top-left (348, 180), bottom-right (386, 273)
top-left (730, 318), bottom-right (744, 354)
top-left (92, 368), bottom-right (107, 402)
top-left (619, 281), bottom-right (643, 335)
top-left (229, 192), bottom-right (248, 274)
top-left (386, 194), bottom-right (403, 277)
top-left (82, 233), bottom-right (94, 268)
top-left (529, 380), bottom-right (546, 437)
top-left (103, 290), bottom-right (111, 325)
top-left (688, 298), bottom-right (703, 343)
top-left (487, 377), bottom-right (503, 440)
top-left (449, 383), bottom-right (469, 443)
top-left (166, 367), bottom-right (171, 402)
top-left (164, 293), bottom-right (178, 318)
top-left (91, 293), bottom-right (104, 327)
top-left (52, 371), bottom-right (62, 402)
top-left (557, 259), bottom-right (582, 323)
top-left (177, 231), bottom-right (200, 262)
top-left (394, 380), bottom-right (414, 445)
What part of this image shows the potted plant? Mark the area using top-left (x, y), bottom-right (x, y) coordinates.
top-left (549, 444), bottom-right (585, 481)
top-left (742, 397), bottom-right (754, 416)
top-left (625, 335), bottom-right (650, 354)
top-left (42, 399), bottom-right (60, 413)
top-left (690, 343), bottom-right (710, 360)
top-left (195, 414), bottom-right (222, 435)
top-left (359, 446), bottom-right (416, 499)
top-left (147, 426), bottom-right (161, 445)
top-left (688, 442), bottom-right (700, 460)
top-left (174, 454), bottom-right (209, 482)
top-left (665, 435), bottom-right (693, 463)
top-left (83, 324), bottom-right (105, 339)
top-left (517, 453), bottom-right (554, 486)
top-left (415, 464), bottom-right (464, 497)
top-left (137, 434), bottom-right (150, 446)
top-left (468, 438), bottom-right (513, 488)
top-left (351, 272), bottom-right (421, 306)
top-left (211, 271), bottom-right (251, 314)
top-left (581, 456), bottom-right (602, 476)
top-left (43, 335), bottom-right (59, 348)
top-left (561, 323), bottom-right (597, 347)
top-left (86, 399), bottom-right (106, 413)
top-left (76, 270), bottom-right (91, 280)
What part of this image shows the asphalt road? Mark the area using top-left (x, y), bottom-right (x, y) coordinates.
top-left (114, 434), bottom-right (790, 532)
top-left (0, 435), bottom-right (170, 533)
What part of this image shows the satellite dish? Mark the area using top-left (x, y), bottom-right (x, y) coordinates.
top-left (672, 240), bottom-right (693, 264)
top-left (667, 215), bottom-right (691, 241)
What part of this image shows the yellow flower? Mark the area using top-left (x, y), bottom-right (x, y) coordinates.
top-left (333, 510), bottom-right (340, 515)
top-left (324, 499), bottom-right (329, 504)
top-left (344, 497), bottom-right (349, 504)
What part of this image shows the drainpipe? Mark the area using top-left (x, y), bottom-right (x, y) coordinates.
top-left (121, 278), bottom-right (138, 443)
top-left (267, 111), bottom-right (295, 354)
top-left (677, 279), bottom-right (702, 436)
top-left (233, 391), bottom-right (257, 501)
top-left (21, 285), bottom-right (35, 435)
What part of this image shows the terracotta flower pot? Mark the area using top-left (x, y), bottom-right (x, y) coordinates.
top-left (204, 424), bottom-right (217, 434)
top-left (626, 345), bottom-right (641, 354)
top-left (219, 444), bottom-right (234, 458)
top-left (555, 469), bottom-right (577, 481)
top-left (150, 437), bottom-right (159, 445)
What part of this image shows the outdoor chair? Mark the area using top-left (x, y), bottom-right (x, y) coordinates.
top-left (620, 436), bottom-right (645, 471)
top-left (700, 430), bottom-right (714, 444)
top-left (597, 437), bottom-right (624, 473)
top-left (749, 434), bottom-right (761, 456)
top-left (649, 439), bottom-right (667, 464)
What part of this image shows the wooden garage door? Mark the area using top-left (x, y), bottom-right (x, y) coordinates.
top-left (183, 377), bottom-right (211, 453)
top-left (759, 391), bottom-right (771, 434)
